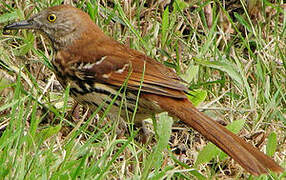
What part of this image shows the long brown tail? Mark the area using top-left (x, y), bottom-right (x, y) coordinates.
top-left (146, 94), bottom-right (283, 176)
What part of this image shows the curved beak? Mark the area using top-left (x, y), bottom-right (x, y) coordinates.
top-left (3, 19), bottom-right (35, 34)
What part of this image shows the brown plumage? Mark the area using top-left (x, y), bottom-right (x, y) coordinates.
top-left (4, 5), bottom-right (283, 176)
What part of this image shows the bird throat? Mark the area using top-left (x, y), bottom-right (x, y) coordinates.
top-left (41, 28), bottom-right (80, 51)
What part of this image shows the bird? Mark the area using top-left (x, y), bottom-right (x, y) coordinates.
top-left (3, 5), bottom-right (283, 176)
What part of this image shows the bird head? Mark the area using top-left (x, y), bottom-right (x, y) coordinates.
top-left (4, 5), bottom-right (97, 50)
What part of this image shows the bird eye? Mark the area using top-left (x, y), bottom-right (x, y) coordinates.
top-left (47, 14), bottom-right (57, 22)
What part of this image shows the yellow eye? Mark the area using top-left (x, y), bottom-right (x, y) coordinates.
top-left (47, 14), bottom-right (57, 22)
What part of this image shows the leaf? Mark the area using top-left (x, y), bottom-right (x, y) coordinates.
top-left (36, 124), bottom-right (62, 142)
top-left (157, 113), bottom-right (173, 151)
top-left (225, 119), bottom-right (245, 134)
top-left (194, 143), bottom-right (220, 167)
top-left (194, 58), bottom-right (243, 86)
top-left (161, 6), bottom-right (169, 47)
top-left (154, 113), bottom-right (173, 170)
top-left (0, 10), bottom-right (20, 23)
top-left (187, 89), bottom-right (207, 107)
top-left (180, 65), bottom-right (199, 83)
top-left (142, 113), bottom-right (173, 179)
top-left (234, 12), bottom-right (252, 33)
top-left (266, 132), bottom-right (277, 157)
top-left (173, 0), bottom-right (189, 12)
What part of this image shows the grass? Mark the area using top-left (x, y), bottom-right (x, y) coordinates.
top-left (0, 0), bottom-right (286, 179)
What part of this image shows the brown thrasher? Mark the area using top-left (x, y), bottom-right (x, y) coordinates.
top-left (4, 5), bottom-right (283, 176)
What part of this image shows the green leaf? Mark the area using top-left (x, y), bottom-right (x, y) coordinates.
top-left (187, 89), bottom-right (207, 107)
top-left (173, 0), bottom-right (189, 12)
top-left (142, 113), bottom-right (173, 179)
top-left (36, 124), bottom-right (62, 142)
top-left (234, 12), bottom-right (252, 33)
top-left (195, 119), bottom-right (245, 166)
top-left (16, 33), bottom-right (34, 56)
top-left (161, 6), bottom-right (169, 47)
top-left (0, 10), bottom-right (20, 23)
top-left (180, 65), bottom-right (199, 83)
top-left (266, 132), bottom-right (277, 157)
top-left (194, 143), bottom-right (220, 167)
top-left (225, 119), bottom-right (245, 134)
top-left (0, 77), bottom-right (11, 93)
top-left (194, 58), bottom-right (243, 86)
top-left (157, 113), bottom-right (173, 152)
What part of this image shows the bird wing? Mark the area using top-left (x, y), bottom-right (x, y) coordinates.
top-left (60, 40), bottom-right (189, 98)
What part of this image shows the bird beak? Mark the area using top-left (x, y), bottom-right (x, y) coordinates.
top-left (3, 19), bottom-right (35, 34)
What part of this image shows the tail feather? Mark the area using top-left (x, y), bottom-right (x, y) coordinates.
top-left (148, 95), bottom-right (283, 175)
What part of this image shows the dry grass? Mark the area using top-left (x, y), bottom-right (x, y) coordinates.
top-left (0, 0), bottom-right (285, 179)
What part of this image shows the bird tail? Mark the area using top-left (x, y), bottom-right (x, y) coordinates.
top-left (147, 95), bottom-right (283, 176)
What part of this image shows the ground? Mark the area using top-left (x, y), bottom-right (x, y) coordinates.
top-left (0, 0), bottom-right (285, 179)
